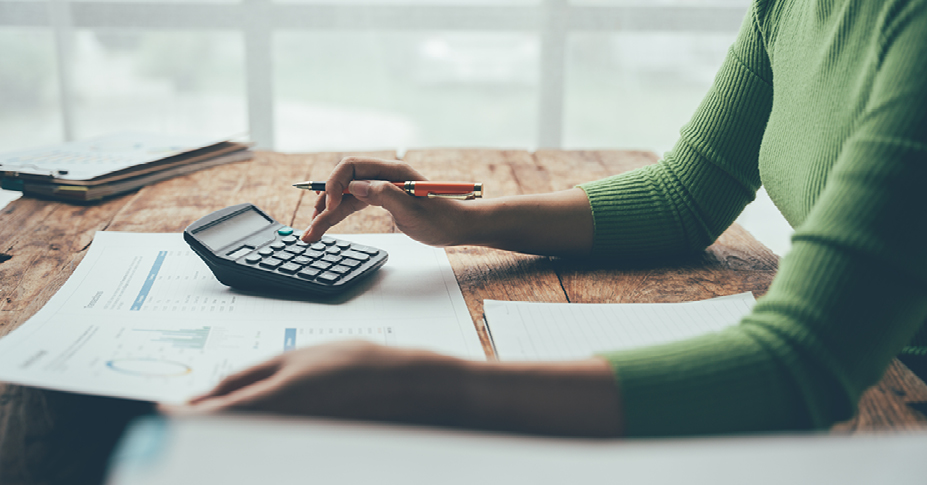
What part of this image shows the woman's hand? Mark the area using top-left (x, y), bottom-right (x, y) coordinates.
top-left (165, 341), bottom-right (467, 425)
top-left (301, 156), bottom-right (595, 257)
top-left (302, 157), bottom-right (471, 247)
top-left (163, 341), bottom-right (624, 437)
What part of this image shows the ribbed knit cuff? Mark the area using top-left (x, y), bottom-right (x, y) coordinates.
top-left (579, 165), bottom-right (691, 260)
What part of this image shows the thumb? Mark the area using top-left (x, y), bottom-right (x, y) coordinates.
top-left (348, 180), bottom-right (414, 212)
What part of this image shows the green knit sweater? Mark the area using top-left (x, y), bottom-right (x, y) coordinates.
top-left (579, 0), bottom-right (927, 436)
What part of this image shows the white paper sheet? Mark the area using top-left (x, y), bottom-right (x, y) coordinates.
top-left (0, 132), bottom-right (225, 180)
top-left (484, 293), bottom-right (756, 360)
top-left (105, 415), bottom-right (927, 485)
top-left (0, 232), bottom-right (483, 403)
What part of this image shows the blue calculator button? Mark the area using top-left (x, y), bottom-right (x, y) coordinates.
top-left (277, 227), bottom-right (294, 236)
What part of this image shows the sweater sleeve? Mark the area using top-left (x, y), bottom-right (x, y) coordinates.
top-left (593, 1), bottom-right (927, 436)
top-left (578, 3), bottom-right (771, 259)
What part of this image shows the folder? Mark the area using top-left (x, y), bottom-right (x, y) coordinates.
top-left (0, 132), bottom-right (253, 202)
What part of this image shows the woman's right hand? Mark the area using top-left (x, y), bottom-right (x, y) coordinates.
top-left (301, 157), bottom-right (473, 247)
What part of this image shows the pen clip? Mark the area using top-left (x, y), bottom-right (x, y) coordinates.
top-left (426, 192), bottom-right (480, 200)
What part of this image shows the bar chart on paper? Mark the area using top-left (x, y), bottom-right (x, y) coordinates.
top-left (90, 247), bottom-right (248, 314)
top-left (0, 232), bottom-right (481, 403)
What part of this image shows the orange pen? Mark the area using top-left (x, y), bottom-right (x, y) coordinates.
top-left (293, 181), bottom-right (483, 199)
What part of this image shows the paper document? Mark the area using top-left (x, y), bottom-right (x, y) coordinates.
top-left (484, 293), bottom-right (756, 360)
top-left (0, 132), bottom-right (230, 181)
top-left (0, 232), bottom-right (483, 403)
top-left (106, 415), bottom-right (927, 485)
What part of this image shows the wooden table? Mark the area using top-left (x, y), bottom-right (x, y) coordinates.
top-left (1, 149), bottom-right (925, 483)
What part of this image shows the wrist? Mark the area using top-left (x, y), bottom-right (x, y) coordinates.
top-left (396, 351), bottom-right (471, 425)
top-left (458, 358), bottom-right (624, 437)
top-left (444, 189), bottom-right (594, 255)
top-left (451, 198), bottom-right (499, 247)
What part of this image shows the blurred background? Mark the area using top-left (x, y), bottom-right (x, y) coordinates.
top-left (0, 0), bottom-right (791, 253)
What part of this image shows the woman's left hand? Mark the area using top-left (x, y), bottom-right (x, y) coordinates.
top-left (164, 341), bottom-right (466, 425)
top-left (163, 341), bottom-right (624, 437)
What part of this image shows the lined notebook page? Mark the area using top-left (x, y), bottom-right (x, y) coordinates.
top-left (484, 293), bottom-right (756, 361)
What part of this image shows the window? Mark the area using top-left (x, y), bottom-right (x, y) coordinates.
top-left (0, 0), bottom-right (747, 152)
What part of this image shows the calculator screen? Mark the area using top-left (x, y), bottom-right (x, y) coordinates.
top-left (194, 208), bottom-right (273, 250)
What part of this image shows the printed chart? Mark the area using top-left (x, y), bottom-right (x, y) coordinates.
top-left (0, 232), bottom-right (480, 403)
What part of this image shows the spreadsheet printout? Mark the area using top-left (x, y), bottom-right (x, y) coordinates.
top-left (0, 232), bottom-right (482, 403)
top-left (484, 293), bottom-right (756, 361)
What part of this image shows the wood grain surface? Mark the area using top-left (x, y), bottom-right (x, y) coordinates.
top-left (1, 150), bottom-right (924, 484)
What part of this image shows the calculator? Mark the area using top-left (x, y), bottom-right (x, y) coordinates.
top-left (183, 203), bottom-right (388, 296)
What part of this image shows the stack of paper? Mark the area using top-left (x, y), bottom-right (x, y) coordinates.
top-left (0, 132), bottom-right (252, 202)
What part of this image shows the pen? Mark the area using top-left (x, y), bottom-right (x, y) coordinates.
top-left (293, 181), bottom-right (483, 199)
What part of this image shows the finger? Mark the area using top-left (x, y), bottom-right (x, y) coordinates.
top-left (348, 179), bottom-right (418, 215)
top-left (314, 191), bottom-right (327, 215)
top-left (309, 191), bottom-right (327, 221)
top-left (301, 194), bottom-right (331, 242)
top-left (188, 358), bottom-right (282, 404)
top-left (156, 402), bottom-right (187, 416)
top-left (324, 157), bottom-right (427, 214)
top-left (302, 196), bottom-right (368, 242)
top-left (186, 372), bottom-right (292, 414)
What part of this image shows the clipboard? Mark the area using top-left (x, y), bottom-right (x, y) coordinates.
top-left (0, 132), bottom-right (253, 202)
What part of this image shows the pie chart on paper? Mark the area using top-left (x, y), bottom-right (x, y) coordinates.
top-left (106, 358), bottom-right (192, 377)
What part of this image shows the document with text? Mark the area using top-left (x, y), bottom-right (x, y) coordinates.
top-left (0, 232), bottom-right (483, 403)
top-left (484, 293), bottom-right (756, 361)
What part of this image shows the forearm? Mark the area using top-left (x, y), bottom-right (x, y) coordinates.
top-left (455, 357), bottom-right (624, 437)
top-left (457, 188), bottom-right (594, 257)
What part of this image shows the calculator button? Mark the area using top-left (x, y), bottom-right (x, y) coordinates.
top-left (341, 258), bottom-right (361, 268)
top-left (310, 242), bottom-right (326, 251)
top-left (350, 245), bottom-right (379, 255)
top-left (296, 268), bottom-right (321, 279)
top-left (244, 254), bottom-right (262, 264)
top-left (284, 245), bottom-right (304, 254)
top-left (295, 240), bottom-right (308, 248)
top-left (292, 255), bottom-right (312, 265)
top-left (259, 258), bottom-right (283, 269)
top-left (274, 251), bottom-right (295, 261)
top-left (277, 227), bottom-right (294, 236)
top-left (321, 236), bottom-right (336, 245)
top-left (342, 250), bottom-right (369, 261)
top-left (310, 261), bottom-right (332, 271)
top-left (329, 265), bottom-right (351, 274)
top-left (278, 262), bottom-right (301, 274)
top-left (270, 242), bottom-right (286, 251)
top-left (282, 235), bottom-right (298, 245)
top-left (316, 272), bottom-right (341, 284)
top-left (325, 246), bottom-right (341, 255)
top-left (258, 247), bottom-right (274, 256)
top-left (303, 249), bottom-right (324, 259)
top-left (335, 240), bottom-right (351, 249)
top-left (322, 254), bottom-right (343, 264)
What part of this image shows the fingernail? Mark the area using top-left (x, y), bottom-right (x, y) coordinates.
top-left (348, 180), bottom-right (370, 197)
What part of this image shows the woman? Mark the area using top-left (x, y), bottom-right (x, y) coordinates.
top-left (176, 0), bottom-right (927, 436)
